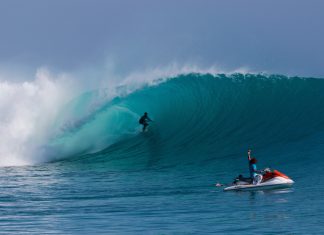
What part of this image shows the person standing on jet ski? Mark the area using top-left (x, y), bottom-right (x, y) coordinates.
top-left (248, 149), bottom-right (262, 184)
top-left (139, 112), bottom-right (152, 132)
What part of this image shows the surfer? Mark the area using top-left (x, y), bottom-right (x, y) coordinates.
top-left (139, 112), bottom-right (152, 132)
top-left (248, 149), bottom-right (262, 184)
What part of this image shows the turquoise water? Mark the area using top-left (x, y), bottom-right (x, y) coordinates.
top-left (1, 74), bottom-right (324, 234)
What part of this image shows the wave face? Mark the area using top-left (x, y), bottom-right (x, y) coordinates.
top-left (43, 73), bottom-right (324, 170)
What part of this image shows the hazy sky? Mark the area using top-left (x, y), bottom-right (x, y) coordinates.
top-left (0, 0), bottom-right (323, 77)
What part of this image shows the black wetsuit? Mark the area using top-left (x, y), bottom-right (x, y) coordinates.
top-left (139, 114), bottom-right (152, 131)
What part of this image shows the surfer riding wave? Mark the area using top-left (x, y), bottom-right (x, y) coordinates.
top-left (139, 112), bottom-right (153, 132)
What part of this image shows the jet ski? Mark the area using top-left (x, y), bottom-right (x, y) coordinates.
top-left (223, 168), bottom-right (294, 191)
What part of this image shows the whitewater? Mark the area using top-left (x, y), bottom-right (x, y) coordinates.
top-left (0, 68), bottom-right (324, 234)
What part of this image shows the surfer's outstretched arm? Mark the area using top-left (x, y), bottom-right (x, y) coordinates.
top-left (248, 149), bottom-right (252, 161)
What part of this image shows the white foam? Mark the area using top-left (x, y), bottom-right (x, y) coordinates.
top-left (0, 68), bottom-right (77, 166)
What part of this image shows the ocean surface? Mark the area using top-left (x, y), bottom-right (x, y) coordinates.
top-left (1, 73), bottom-right (324, 234)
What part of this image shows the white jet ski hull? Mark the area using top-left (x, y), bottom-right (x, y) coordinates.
top-left (224, 177), bottom-right (294, 191)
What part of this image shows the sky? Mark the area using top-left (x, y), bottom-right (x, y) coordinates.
top-left (0, 0), bottom-right (324, 78)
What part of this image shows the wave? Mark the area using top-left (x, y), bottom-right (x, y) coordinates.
top-left (1, 71), bottom-right (324, 167)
